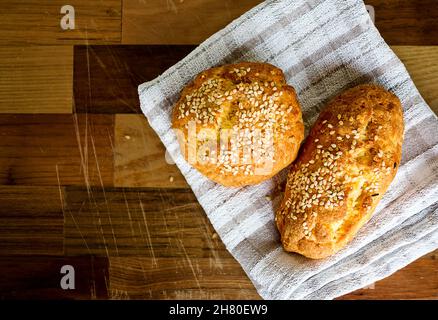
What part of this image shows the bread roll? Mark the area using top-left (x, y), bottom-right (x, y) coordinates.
top-left (172, 62), bottom-right (304, 187)
top-left (276, 84), bottom-right (404, 259)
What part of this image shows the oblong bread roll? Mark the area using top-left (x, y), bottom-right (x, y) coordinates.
top-left (276, 84), bottom-right (404, 259)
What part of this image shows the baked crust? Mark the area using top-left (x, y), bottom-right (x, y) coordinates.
top-left (172, 62), bottom-right (304, 187)
top-left (276, 84), bottom-right (404, 259)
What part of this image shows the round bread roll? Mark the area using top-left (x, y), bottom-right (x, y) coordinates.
top-left (171, 62), bottom-right (304, 187)
top-left (276, 84), bottom-right (404, 259)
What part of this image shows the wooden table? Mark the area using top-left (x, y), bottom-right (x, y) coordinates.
top-left (0, 0), bottom-right (437, 300)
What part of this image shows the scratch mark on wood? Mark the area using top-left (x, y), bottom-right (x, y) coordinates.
top-left (178, 239), bottom-right (201, 290)
top-left (90, 133), bottom-right (119, 256)
top-left (72, 113), bottom-right (91, 195)
top-left (56, 164), bottom-right (92, 254)
top-left (138, 198), bottom-right (157, 267)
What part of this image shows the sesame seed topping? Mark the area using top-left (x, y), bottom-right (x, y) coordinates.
top-left (281, 134), bottom-right (350, 222)
top-left (177, 66), bottom-right (297, 176)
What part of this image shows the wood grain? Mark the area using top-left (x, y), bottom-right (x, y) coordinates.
top-left (64, 186), bottom-right (226, 257)
top-left (393, 46), bottom-right (438, 115)
top-left (0, 114), bottom-right (114, 186)
top-left (341, 251), bottom-right (438, 300)
top-left (0, 0), bottom-right (121, 45)
top-left (0, 253), bottom-right (435, 299)
top-left (122, 0), bottom-right (263, 45)
top-left (367, 0), bottom-right (438, 46)
top-left (114, 115), bottom-right (187, 188)
top-left (73, 45), bottom-right (438, 115)
top-left (0, 186), bottom-right (64, 255)
top-left (0, 46), bottom-right (72, 113)
top-left (121, 0), bottom-right (438, 45)
top-left (108, 257), bottom-right (260, 299)
top-left (0, 256), bottom-right (109, 299)
top-left (73, 45), bottom-right (194, 113)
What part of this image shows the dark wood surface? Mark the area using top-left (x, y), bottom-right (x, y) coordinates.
top-left (0, 1), bottom-right (437, 300)
top-left (367, 0), bottom-right (438, 45)
top-left (73, 45), bottom-right (195, 113)
top-left (0, 256), bottom-right (109, 299)
top-left (0, 114), bottom-right (114, 186)
top-left (121, 0), bottom-right (438, 45)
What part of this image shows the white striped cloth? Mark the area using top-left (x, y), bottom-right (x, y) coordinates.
top-left (138, 0), bottom-right (438, 299)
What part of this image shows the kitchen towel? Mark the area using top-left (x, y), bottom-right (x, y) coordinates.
top-left (138, 0), bottom-right (438, 299)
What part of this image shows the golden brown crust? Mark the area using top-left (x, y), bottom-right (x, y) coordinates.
top-left (172, 62), bottom-right (304, 187)
top-left (276, 84), bottom-right (404, 259)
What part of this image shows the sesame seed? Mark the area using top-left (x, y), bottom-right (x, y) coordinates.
top-left (179, 67), bottom-right (303, 177)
